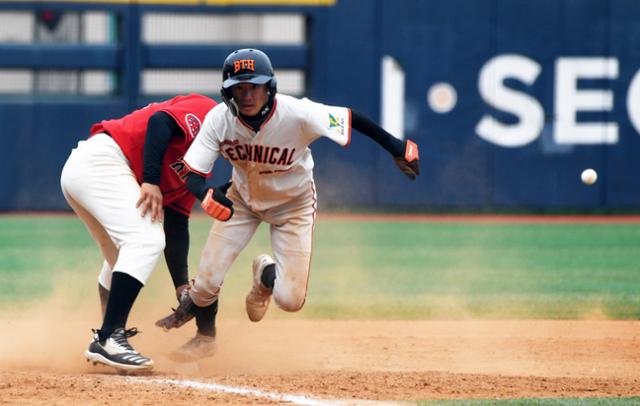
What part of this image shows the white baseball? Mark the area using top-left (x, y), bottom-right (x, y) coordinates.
top-left (581, 168), bottom-right (598, 185)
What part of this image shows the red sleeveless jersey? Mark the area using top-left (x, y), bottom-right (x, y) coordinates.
top-left (90, 94), bottom-right (217, 216)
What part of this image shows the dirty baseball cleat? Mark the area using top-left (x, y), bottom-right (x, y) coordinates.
top-left (85, 328), bottom-right (153, 371)
top-left (245, 254), bottom-right (275, 322)
top-left (170, 332), bottom-right (216, 362)
top-left (155, 287), bottom-right (196, 331)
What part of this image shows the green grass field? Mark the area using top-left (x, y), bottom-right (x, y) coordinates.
top-left (1, 215), bottom-right (640, 320)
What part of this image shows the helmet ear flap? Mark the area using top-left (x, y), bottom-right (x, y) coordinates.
top-left (268, 77), bottom-right (277, 95)
top-left (266, 78), bottom-right (277, 106)
top-left (220, 86), bottom-right (239, 117)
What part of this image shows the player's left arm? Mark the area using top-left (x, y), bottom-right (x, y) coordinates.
top-left (163, 206), bottom-right (190, 298)
top-left (351, 110), bottom-right (420, 180)
top-left (138, 111), bottom-right (182, 221)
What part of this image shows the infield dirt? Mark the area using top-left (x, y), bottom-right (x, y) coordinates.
top-left (1, 306), bottom-right (639, 404)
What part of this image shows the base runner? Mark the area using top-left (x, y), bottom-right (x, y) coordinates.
top-left (155, 49), bottom-right (420, 360)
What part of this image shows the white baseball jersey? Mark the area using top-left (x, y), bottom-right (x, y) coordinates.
top-left (183, 94), bottom-right (352, 211)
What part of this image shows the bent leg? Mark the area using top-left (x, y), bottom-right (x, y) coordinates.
top-left (61, 192), bottom-right (118, 283)
top-left (62, 184), bottom-right (117, 316)
top-left (268, 186), bottom-right (316, 312)
top-left (62, 134), bottom-right (159, 370)
top-left (190, 188), bottom-right (261, 307)
top-left (60, 135), bottom-right (165, 286)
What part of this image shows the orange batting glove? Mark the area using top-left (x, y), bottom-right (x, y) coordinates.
top-left (394, 139), bottom-right (420, 180)
top-left (201, 182), bottom-right (234, 221)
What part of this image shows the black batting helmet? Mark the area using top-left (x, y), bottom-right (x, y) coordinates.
top-left (220, 49), bottom-right (277, 116)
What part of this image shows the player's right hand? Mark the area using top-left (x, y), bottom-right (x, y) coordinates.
top-left (201, 181), bottom-right (234, 221)
top-left (394, 139), bottom-right (420, 180)
top-left (137, 183), bottom-right (164, 222)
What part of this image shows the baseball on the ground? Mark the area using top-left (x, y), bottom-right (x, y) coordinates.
top-left (581, 168), bottom-right (598, 185)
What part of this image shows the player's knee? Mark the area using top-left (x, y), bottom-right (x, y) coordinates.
top-left (273, 289), bottom-right (306, 312)
top-left (122, 230), bottom-right (164, 257)
top-left (196, 270), bottom-right (223, 293)
top-left (149, 228), bottom-right (166, 252)
top-left (191, 276), bottom-right (221, 307)
top-left (144, 230), bottom-right (166, 254)
top-left (124, 234), bottom-right (165, 272)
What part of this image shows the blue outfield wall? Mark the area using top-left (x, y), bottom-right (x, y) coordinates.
top-left (1, 0), bottom-right (640, 211)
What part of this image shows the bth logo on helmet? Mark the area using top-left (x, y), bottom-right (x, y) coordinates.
top-left (234, 59), bottom-right (255, 73)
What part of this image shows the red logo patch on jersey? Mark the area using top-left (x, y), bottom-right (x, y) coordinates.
top-left (185, 114), bottom-right (201, 138)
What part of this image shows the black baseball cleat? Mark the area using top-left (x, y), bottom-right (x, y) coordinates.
top-left (84, 328), bottom-right (154, 371)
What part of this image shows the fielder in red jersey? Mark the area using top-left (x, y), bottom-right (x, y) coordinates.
top-left (60, 94), bottom-right (216, 372)
top-left (90, 94), bottom-right (214, 215)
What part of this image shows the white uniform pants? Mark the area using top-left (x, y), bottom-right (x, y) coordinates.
top-left (59, 133), bottom-right (165, 286)
top-left (190, 182), bottom-right (317, 312)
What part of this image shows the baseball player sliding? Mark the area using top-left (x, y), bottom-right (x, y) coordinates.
top-left (60, 94), bottom-right (217, 371)
top-left (156, 48), bottom-right (420, 360)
